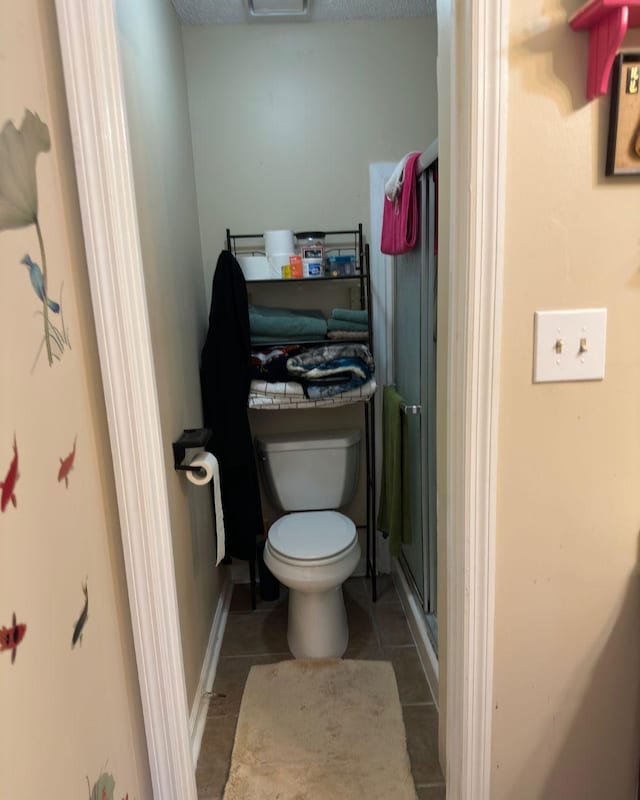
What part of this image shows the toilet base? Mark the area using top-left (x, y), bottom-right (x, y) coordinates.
top-left (287, 585), bottom-right (348, 659)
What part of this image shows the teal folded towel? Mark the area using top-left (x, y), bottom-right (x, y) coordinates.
top-left (377, 385), bottom-right (411, 556)
top-left (331, 308), bottom-right (369, 325)
top-left (251, 334), bottom-right (324, 344)
top-left (249, 305), bottom-right (327, 338)
top-left (327, 318), bottom-right (368, 332)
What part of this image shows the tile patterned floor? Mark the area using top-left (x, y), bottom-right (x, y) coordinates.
top-left (196, 575), bottom-right (446, 799)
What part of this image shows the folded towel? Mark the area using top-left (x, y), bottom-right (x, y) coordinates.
top-left (251, 334), bottom-right (324, 344)
top-left (292, 357), bottom-right (372, 384)
top-left (327, 330), bottom-right (369, 342)
top-left (327, 318), bottom-right (368, 333)
top-left (249, 380), bottom-right (306, 398)
top-left (249, 378), bottom-right (377, 409)
top-left (381, 151), bottom-right (421, 256)
top-left (286, 344), bottom-right (374, 399)
top-left (304, 377), bottom-right (371, 399)
top-left (286, 343), bottom-right (374, 375)
top-left (249, 305), bottom-right (327, 338)
top-left (377, 385), bottom-right (411, 556)
top-left (331, 308), bottom-right (369, 325)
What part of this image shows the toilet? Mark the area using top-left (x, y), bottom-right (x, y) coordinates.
top-left (255, 428), bottom-right (362, 659)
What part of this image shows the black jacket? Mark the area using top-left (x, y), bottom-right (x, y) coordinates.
top-left (200, 251), bottom-right (263, 561)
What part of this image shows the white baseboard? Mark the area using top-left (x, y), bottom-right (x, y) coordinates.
top-left (189, 574), bottom-right (233, 766)
top-left (391, 558), bottom-right (439, 709)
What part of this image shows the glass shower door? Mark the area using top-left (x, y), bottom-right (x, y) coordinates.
top-left (394, 169), bottom-right (438, 646)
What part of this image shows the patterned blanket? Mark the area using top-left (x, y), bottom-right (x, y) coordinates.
top-left (286, 344), bottom-right (374, 398)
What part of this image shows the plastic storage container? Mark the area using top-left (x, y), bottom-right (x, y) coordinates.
top-left (295, 231), bottom-right (325, 263)
top-left (326, 254), bottom-right (356, 277)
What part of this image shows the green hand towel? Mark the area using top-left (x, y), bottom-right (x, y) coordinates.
top-left (377, 385), bottom-right (412, 556)
top-left (331, 308), bottom-right (369, 325)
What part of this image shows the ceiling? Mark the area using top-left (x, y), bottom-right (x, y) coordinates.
top-left (171, 0), bottom-right (436, 25)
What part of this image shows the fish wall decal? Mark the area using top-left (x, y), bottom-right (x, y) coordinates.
top-left (72, 580), bottom-right (88, 648)
top-left (58, 436), bottom-right (76, 488)
top-left (0, 434), bottom-right (19, 512)
top-left (0, 612), bottom-right (27, 664)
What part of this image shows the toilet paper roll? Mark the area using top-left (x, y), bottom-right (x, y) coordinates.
top-left (186, 451), bottom-right (225, 565)
top-left (186, 451), bottom-right (217, 485)
top-left (237, 255), bottom-right (272, 281)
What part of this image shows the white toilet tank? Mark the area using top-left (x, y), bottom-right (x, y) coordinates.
top-left (255, 428), bottom-right (361, 512)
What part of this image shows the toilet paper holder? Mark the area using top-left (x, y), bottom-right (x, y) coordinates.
top-left (173, 428), bottom-right (212, 473)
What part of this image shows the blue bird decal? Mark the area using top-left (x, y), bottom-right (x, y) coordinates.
top-left (21, 254), bottom-right (60, 313)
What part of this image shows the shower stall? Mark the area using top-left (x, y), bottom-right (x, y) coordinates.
top-left (370, 142), bottom-right (439, 689)
top-left (393, 155), bottom-right (438, 650)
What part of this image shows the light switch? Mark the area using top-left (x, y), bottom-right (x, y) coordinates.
top-left (533, 308), bottom-right (607, 383)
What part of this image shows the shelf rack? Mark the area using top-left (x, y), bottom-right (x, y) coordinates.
top-left (227, 225), bottom-right (378, 605)
top-left (569, 0), bottom-right (640, 99)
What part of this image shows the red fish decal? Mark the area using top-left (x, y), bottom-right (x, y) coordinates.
top-left (58, 436), bottom-right (77, 488)
top-left (0, 612), bottom-right (27, 664)
top-left (0, 434), bottom-right (19, 512)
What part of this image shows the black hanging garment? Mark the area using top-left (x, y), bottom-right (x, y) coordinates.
top-left (200, 250), bottom-right (264, 562)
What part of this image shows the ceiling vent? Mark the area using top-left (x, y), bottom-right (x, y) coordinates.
top-left (247, 0), bottom-right (310, 18)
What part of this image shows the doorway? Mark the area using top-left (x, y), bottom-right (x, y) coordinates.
top-left (55, 0), bottom-right (505, 798)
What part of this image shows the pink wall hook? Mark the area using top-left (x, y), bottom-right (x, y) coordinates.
top-left (569, 0), bottom-right (640, 99)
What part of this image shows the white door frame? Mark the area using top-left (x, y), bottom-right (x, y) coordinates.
top-left (54, 1), bottom-right (507, 798)
top-left (54, 2), bottom-right (198, 798)
top-left (439, 1), bottom-right (508, 797)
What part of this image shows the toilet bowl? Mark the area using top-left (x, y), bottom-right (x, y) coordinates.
top-left (263, 510), bottom-right (360, 659)
top-left (255, 429), bottom-right (362, 659)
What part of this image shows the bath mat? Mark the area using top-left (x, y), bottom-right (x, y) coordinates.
top-left (223, 659), bottom-right (417, 800)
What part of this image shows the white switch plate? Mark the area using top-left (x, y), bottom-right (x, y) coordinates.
top-left (533, 308), bottom-right (607, 383)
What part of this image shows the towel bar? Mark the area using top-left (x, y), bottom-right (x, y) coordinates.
top-left (388, 385), bottom-right (421, 415)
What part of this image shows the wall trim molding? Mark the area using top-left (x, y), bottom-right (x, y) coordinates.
top-left (189, 575), bottom-right (233, 766)
top-left (442, 0), bottom-right (508, 797)
top-left (54, 1), bottom-right (199, 797)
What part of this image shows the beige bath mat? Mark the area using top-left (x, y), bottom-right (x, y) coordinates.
top-left (223, 659), bottom-right (417, 800)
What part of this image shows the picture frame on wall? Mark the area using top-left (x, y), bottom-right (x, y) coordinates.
top-left (606, 52), bottom-right (640, 177)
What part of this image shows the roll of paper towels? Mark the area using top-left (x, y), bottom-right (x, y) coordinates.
top-left (264, 229), bottom-right (295, 256)
top-left (186, 451), bottom-right (225, 565)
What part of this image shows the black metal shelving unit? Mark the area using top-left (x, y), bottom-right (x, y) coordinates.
top-left (227, 225), bottom-right (377, 604)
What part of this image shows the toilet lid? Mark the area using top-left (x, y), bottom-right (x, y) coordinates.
top-left (268, 511), bottom-right (356, 561)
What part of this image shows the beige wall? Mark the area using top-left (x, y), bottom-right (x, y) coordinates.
top-left (0, 2), bottom-right (151, 797)
top-left (491, 3), bottom-right (640, 797)
top-left (182, 17), bottom-right (438, 301)
top-left (181, 17), bottom-right (437, 554)
top-left (115, 0), bottom-right (221, 705)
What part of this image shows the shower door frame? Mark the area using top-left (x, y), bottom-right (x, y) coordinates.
top-left (54, 0), bottom-right (508, 798)
top-left (393, 166), bottom-right (439, 640)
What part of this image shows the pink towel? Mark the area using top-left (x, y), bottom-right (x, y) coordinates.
top-left (380, 152), bottom-right (421, 255)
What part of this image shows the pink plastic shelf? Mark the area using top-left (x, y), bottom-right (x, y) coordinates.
top-left (569, 0), bottom-right (640, 99)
